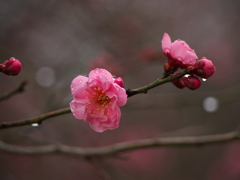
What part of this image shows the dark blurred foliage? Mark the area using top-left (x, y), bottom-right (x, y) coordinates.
top-left (0, 0), bottom-right (240, 179)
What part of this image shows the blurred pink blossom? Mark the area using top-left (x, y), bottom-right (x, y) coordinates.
top-left (162, 33), bottom-right (198, 68)
top-left (70, 68), bottom-right (127, 132)
top-left (193, 58), bottom-right (216, 79)
top-left (207, 142), bottom-right (240, 180)
top-left (88, 53), bottom-right (123, 77)
top-left (140, 44), bottom-right (160, 61)
top-left (0, 57), bottom-right (22, 76)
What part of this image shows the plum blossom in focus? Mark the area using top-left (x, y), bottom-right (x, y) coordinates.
top-left (70, 68), bottom-right (127, 132)
top-left (0, 57), bottom-right (22, 76)
top-left (162, 33), bottom-right (198, 69)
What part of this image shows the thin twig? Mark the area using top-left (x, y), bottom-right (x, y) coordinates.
top-left (0, 128), bottom-right (239, 156)
top-left (0, 80), bottom-right (28, 101)
top-left (126, 70), bottom-right (189, 97)
top-left (0, 107), bottom-right (71, 129)
top-left (0, 71), bottom-right (189, 130)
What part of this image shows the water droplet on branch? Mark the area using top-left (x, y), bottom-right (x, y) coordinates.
top-left (31, 123), bottom-right (39, 127)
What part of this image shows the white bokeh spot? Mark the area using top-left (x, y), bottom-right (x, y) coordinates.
top-left (35, 67), bottom-right (55, 87)
top-left (203, 96), bottom-right (219, 113)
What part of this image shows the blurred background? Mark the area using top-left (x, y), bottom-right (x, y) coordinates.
top-left (0, 0), bottom-right (240, 179)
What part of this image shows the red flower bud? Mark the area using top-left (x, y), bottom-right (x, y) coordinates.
top-left (114, 77), bottom-right (124, 88)
top-left (193, 58), bottom-right (216, 79)
top-left (172, 78), bottom-right (186, 89)
top-left (171, 73), bottom-right (186, 89)
top-left (182, 75), bottom-right (201, 90)
top-left (0, 57), bottom-right (22, 76)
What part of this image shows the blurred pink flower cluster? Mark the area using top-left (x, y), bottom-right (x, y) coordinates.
top-left (88, 53), bottom-right (123, 77)
top-left (0, 57), bottom-right (22, 76)
top-left (70, 68), bottom-right (127, 132)
top-left (162, 33), bottom-right (216, 90)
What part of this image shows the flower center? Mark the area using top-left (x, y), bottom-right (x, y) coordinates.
top-left (96, 93), bottom-right (110, 107)
top-left (84, 87), bottom-right (111, 108)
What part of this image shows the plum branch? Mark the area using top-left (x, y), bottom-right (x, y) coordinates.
top-left (0, 80), bottom-right (28, 101)
top-left (0, 126), bottom-right (239, 156)
top-left (0, 70), bottom-right (189, 130)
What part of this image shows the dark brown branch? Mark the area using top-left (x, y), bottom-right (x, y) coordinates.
top-left (0, 128), bottom-right (239, 157)
top-left (0, 80), bottom-right (28, 101)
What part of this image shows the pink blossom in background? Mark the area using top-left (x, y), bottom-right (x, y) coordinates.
top-left (207, 142), bottom-right (240, 180)
top-left (88, 53), bottom-right (123, 77)
top-left (193, 58), bottom-right (216, 79)
top-left (70, 68), bottom-right (127, 132)
top-left (140, 44), bottom-right (160, 61)
top-left (0, 57), bottom-right (22, 76)
top-left (161, 33), bottom-right (198, 68)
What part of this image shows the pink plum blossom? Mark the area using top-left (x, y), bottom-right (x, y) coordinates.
top-left (0, 57), bottom-right (22, 76)
top-left (161, 33), bottom-right (198, 68)
top-left (193, 58), bottom-right (216, 78)
top-left (70, 68), bottom-right (127, 132)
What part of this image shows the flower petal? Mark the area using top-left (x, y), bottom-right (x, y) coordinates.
top-left (89, 68), bottom-right (113, 83)
top-left (70, 100), bottom-right (86, 119)
top-left (161, 33), bottom-right (172, 54)
top-left (170, 41), bottom-right (187, 60)
top-left (71, 75), bottom-right (88, 94)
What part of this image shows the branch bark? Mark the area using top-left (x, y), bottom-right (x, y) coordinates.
top-left (0, 128), bottom-right (239, 157)
top-left (0, 107), bottom-right (71, 129)
top-left (0, 80), bottom-right (28, 101)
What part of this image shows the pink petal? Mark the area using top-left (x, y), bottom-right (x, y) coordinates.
top-left (87, 115), bottom-right (108, 132)
top-left (102, 106), bottom-right (121, 128)
top-left (170, 41), bottom-right (188, 60)
top-left (89, 123), bottom-right (107, 133)
top-left (115, 86), bottom-right (127, 106)
top-left (71, 76), bottom-right (89, 103)
top-left (71, 75), bottom-right (88, 94)
top-left (161, 33), bottom-right (172, 54)
top-left (184, 50), bottom-right (198, 65)
top-left (89, 68), bottom-right (113, 83)
top-left (70, 101), bottom-right (86, 119)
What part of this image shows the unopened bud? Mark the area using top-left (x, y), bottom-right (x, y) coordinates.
top-left (172, 78), bottom-right (186, 89)
top-left (193, 58), bottom-right (216, 79)
top-left (0, 57), bottom-right (22, 76)
top-left (171, 73), bottom-right (186, 89)
top-left (114, 77), bottom-right (124, 88)
top-left (182, 75), bottom-right (201, 90)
